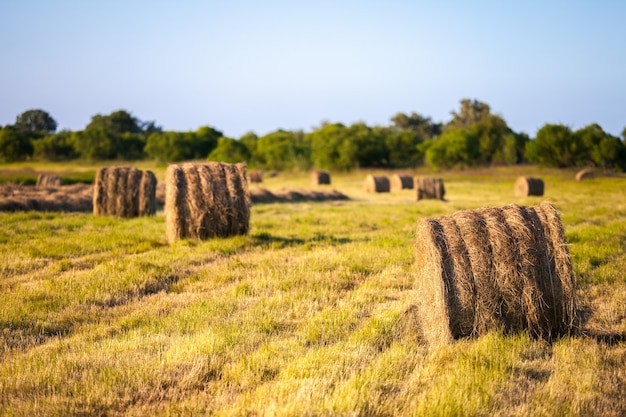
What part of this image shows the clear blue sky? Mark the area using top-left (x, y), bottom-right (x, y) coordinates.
top-left (1, 1), bottom-right (625, 138)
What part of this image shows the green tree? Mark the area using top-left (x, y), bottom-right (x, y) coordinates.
top-left (348, 123), bottom-right (389, 168)
top-left (256, 130), bottom-right (297, 170)
top-left (207, 137), bottom-right (250, 163)
top-left (525, 124), bottom-right (582, 168)
top-left (0, 126), bottom-right (34, 162)
top-left (71, 127), bottom-right (117, 160)
top-left (385, 129), bottom-right (424, 167)
top-left (144, 131), bottom-right (190, 163)
top-left (239, 131), bottom-right (260, 165)
top-left (390, 111), bottom-right (441, 139)
top-left (33, 130), bottom-right (77, 161)
top-left (447, 99), bottom-right (491, 130)
top-left (15, 109), bottom-right (57, 135)
top-left (424, 129), bottom-right (480, 170)
top-left (87, 110), bottom-right (142, 136)
top-left (307, 123), bottom-right (350, 170)
top-left (193, 126), bottom-right (222, 159)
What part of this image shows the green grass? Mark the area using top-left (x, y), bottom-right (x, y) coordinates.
top-left (0, 165), bottom-right (625, 416)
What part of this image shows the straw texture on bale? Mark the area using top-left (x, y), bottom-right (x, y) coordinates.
top-left (414, 201), bottom-right (576, 347)
top-left (165, 162), bottom-right (250, 243)
top-left (310, 170), bottom-right (331, 185)
top-left (390, 174), bottom-right (414, 191)
top-left (575, 169), bottom-right (594, 181)
top-left (514, 176), bottom-right (544, 197)
top-left (248, 170), bottom-right (264, 183)
top-left (364, 175), bottom-right (390, 193)
top-left (415, 177), bottom-right (445, 200)
top-left (93, 166), bottom-right (157, 217)
top-left (36, 174), bottom-right (63, 188)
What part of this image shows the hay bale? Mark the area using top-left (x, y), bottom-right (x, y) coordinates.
top-left (164, 162), bottom-right (250, 243)
top-left (575, 169), bottom-right (594, 181)
top-left (390, 174), bottom-right (414, 191)
top-left (415, 201), bottom-right (576, 347)
top-left (93, 166), bottom-right (156, 217)
top-left (415, 177), bottom-right (445, 201)
top-left (310, 170), bottom-right (331, 185)
top-left (514, 176), bottom-right (544, 197)
top-left (36, 173), bottom-right (63, 188)
top-left (364, 175), bottom-right (390, 193)
top-left (249, 170), bottom-right (264, 183)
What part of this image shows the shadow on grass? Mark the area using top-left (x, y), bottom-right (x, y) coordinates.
top-left (250, 231), bottom-right (352, 249)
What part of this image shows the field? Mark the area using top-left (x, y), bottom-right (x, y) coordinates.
top-left (1, 164), bottom-right (625, 416)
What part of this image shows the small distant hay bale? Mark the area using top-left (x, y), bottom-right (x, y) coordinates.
top-left (575, 169), bottom-right (594, 181)
top-left (93, 166), bottom-right (157, 217)
top-left (414, 201), bottom-right (576, 347)
top-left (249, 170), bottom-right (264, 183)
top-left (36, 174), bottom-right (63, 188)
top-left (415, 177), bottom-right (445, 201)
top-left (310, 170), bottom-right (331, 185)
top-left (514, 176), bottom-right (544, 197)
top-left (364, 175), bottom-right (390, 193)
top-left (390, 174), bottom-right (414, 191)
top-left (165, 162), bottom-right (250, 243)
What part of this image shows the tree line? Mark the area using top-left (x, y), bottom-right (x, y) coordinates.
top-left (1, 99), bottom-right (625, 171)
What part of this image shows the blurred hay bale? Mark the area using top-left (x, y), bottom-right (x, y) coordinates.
top-left (575, 169), bottom-right (595, 181)
top-left (390, 174), bottom-right (414, 191)
top-left (364, 175), bottom-right (390, 193)
top-left (310, 170), bottom-right (331, 185)
top-left (414, 201), bottom-right (576, 347)
top-left (415, 177), bottom-right (445, 201)
top-left (514, 176), bottom-right (544, 197)
top-left (93, 166), bottom-right (156, 217)
top-left (165, 162), bottom-right (250, 243)
top-left (36, 173), bottom-right (63, 188)
top-left (249, 170), bottom-right (264, 183)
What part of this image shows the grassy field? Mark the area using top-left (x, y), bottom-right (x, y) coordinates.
top-left (0, 164), bottom-right (625, 416)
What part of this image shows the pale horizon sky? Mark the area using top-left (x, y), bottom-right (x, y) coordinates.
top-left (1, 1), bottom-right (625, 139)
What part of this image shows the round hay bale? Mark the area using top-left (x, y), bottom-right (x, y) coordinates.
top-left (415, 177), bottom-right (445, 201)
top-left (165, 162), bottom-right (250, 243)
top-left (248, 170), bottom-right (264, 183)
top-left (36, 173), bottom-right (63, 188)
top-left (310, 170), bottom-right (331, 185)
top-left (93, 166), bottom-right (157, 217)
top-left (414, 201), bottom-right (576, 347)
top-left (514, 176), bottom-right (544, 197)
top-left (575, 169), bottom-right (594, 181)
top-left (364, 175), bottom-right (390, 193)
top-left (390, 174), bottom-right (414, 191)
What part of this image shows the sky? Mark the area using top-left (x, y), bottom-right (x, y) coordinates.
top-left (1, 1), bottom-right (625, 139)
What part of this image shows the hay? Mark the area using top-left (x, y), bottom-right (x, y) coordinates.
top-left (248, 187), bottom-right (349, 204)
top-left (0, 183), bottom-right (93, 212)
top-left (575, 169), bottom-right (594, 181)
top-left (415, 201), bottom-right (576, 347)
top-left (93, 166), bottom-right (157, 217)
top-left (164, 162), bottom-right (250, 243)
top-left (514, 176), bottom-right (544, 197)
top-left (415, 177), bottom-right (445, 201)
top-left (390, 174), bottom-right (414, 191)
top-left (36, 173), bottom-right (63, 188)
top-left (364, 175), bottom-right (390, 193)
top-left (310, 170), bottom-right (331, 185)
top-left (249, 170), bottom-right (264, 183)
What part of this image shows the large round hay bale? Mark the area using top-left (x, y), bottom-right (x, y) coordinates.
top-left (390, 174), bottom-right (414, 191)
top-left (415, 177), bottom-right (445, 201)
top-left (93, 166), bottom-right (156, 217)
top-left (414, 201), bottom-right (576, 347)
top-left (36, 174), bottom-right (63, 188)
top-left (310, 170), bottom-right (331, 185)
top-left (248, 170), bottom-right (264, 183)
top-left (165, 162), bottom-right (250, 243)
top-left (514, 176), bottom-right (544, 197)
top-left (575, 169), bottom-right (594, 181)
top-left (364, 175), bottom-right (390, 193)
